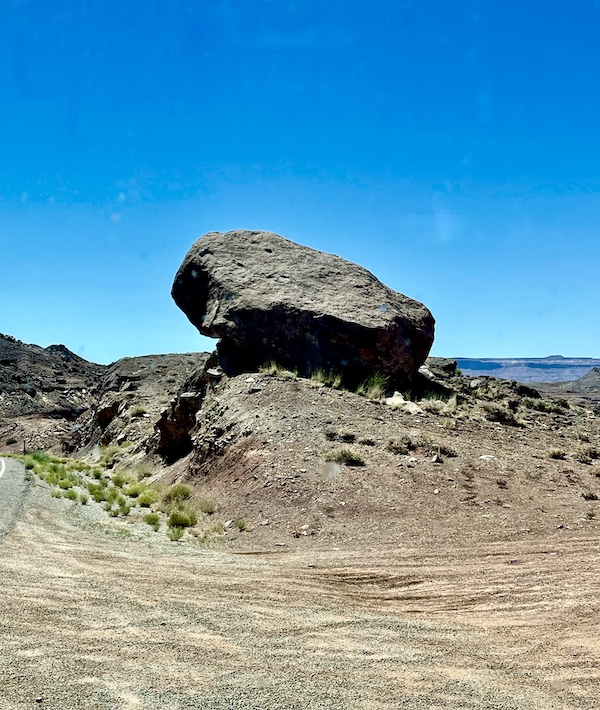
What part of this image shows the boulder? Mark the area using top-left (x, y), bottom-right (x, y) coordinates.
top-left (172, 230), bottom-right (435, 389)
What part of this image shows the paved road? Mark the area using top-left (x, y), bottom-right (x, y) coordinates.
top-left (0, 457), bottom-right (28, 538)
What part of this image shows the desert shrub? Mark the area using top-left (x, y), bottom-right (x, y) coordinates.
top-left (324, 429), bottom-right (338, 441)
top-left (103, 486), bottom-right (121, 505)
top-left (163, 483), bottom-right (192, 504)
top-left (135, 462), bottom-right (154, 479)
top-left (31, 450), bottom-right (51, 464)
top-left (359, 437), bottom-right (376, 446)
top-left (67, 460), bottom-right (90, 472)
top-left (234, 517), bottom-right (247, 531)
top-left (168, 508), bottom-right (198, 528)
top-left (123, 482), bottom-right (149, 498)
top-left (169, 526), bottom-right (184, 541)
top-left (5, 436), bottom-right (17, 445)
top-left (357, 373), bottom-right (389, 401)
top-left (325, 448), bottom-right (365, 466)
top-left (581, 491), bottom-right (599, 501)
top-left (87, 481), bottom-right (107, 503)
top-left (62, 489), bottom-right (78, 501)
top-left (112, 471), bottom-right (134, 488)
top-left (130, 405), bottom-right (147, 418)
top-left (79, 492), bottom-right (89, 505)
top-left (386, 437), bottom-right (411, 455)
top-left (523, 397), bottom-right (569, 414)
top-left (481, 402), bottom-right (522, 426)
top-left (199, 498), bottom-right (216, 514)
top-left (144, 512), bottom-right (160, 530)
top-left (205, 520), bottom-right (225, 535)
top-left (575, 446), bottom-right (600, 464)
top-left (548, 449), bottom-right (567, 460)
top-left (99, 443), bottom-right (130, 468)
top-left (339, 431), bottom-right (356, 443)
top-left (137, 489), bottom-right (158, 507)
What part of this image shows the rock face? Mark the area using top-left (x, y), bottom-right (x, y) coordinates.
top-left (172, 230), bottom-right (435, 389)
top-left (0, 333), bottom-right (103, 420)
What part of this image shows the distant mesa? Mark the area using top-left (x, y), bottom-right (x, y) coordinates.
top-left (456, 357), bottom-right (600, 383)
top-left (172, 230), bottom-right (435, 389)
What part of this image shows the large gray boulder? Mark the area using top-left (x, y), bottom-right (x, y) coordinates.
top-left (172, 230), bottom-right (435, 389)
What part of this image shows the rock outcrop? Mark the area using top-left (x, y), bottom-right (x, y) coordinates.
top-left (172, 230), bottom-right (435, 389)
top-left (0, 333), bottom-right (103, 420)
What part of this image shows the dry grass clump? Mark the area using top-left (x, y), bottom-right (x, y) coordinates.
top-left (574, 446), bottom-right (600, 465)
top-left (419, 393), bottom-right (459, 417)
top-left (356, 373), bottom-right (389, 401)
top-left (548, 449), bottom-right (567, 460)
top-left (481, 402), bottom-right (523, 427)
top-left (259, 361), bottom-right (298, 380)
top-left (310, 369), bottom-right (343, 389)
top-left (325, 448), bottom-right (365, 466)
top-left (386, 434), bottom-right (457, 458)
top-left (522, 397), bottom-right (569, 414)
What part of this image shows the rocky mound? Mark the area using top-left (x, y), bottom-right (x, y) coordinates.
top-left (0, 333), bottom-right (103, 420)
top-left (172, 230), bottom-right (435, 389)
top-left (63, 352), bottom-right (210, 458)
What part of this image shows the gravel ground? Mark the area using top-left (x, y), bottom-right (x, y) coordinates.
top-left (1, 464), bottom-right (599, 710)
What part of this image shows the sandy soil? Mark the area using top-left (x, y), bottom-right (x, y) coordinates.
top-left (1, 475), bottom-right (599, 710)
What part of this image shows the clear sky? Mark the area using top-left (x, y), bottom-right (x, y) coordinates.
top-left (1, 0), bottom-right (599, 364)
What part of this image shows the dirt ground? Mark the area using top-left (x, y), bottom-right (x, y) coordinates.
top-left (1, 475), bottom-right (599, 710)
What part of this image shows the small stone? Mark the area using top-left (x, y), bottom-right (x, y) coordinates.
top-left (479, 454), bottom-right (496, 461)
top-left (433, 488), bottom-right (439, 494)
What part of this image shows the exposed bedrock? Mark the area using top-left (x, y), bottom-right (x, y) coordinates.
top-left (172, 230), bottom-right (435, 389)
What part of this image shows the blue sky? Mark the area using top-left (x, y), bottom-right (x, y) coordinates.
top-left (1, 0), bottom-right (599, 364)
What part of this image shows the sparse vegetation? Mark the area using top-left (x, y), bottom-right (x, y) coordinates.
top-left (356, 373), bottom-right (389, 401)
top-left (325, 448), bottom-right (365, 466)
top-left (168, 508), bottom-right (198, 528)
top-left (198, 498), bottom-right (216, 514)
top-left (386, 437), bottom-right (411, 455)
top-left (130, 405), bottom-right (147, 418)
top-left (575, 446), bottom-right (600, 464)
top-left (259, 360), bottom-right (298, 379)
top-left (522, 397), bottom-right (569, 414)
top-left (581, 490), bottom-right (599, 501)
top-left (163, 483), bottom-right (192, 504)
top-left (5, 436), bottom-right (18, 445)
top-left (481, 402), bottom-right (523, 427)
top-left (310, 369), bottom-right (343, 389)
top-left (386, 434), bottom-right (456, 458)
top-left (548, 449), bottom-right (567, 460)
top-left (168, 526), bottom-right (184, 541)
top-left (143, 512), bottom-right (160, 530)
